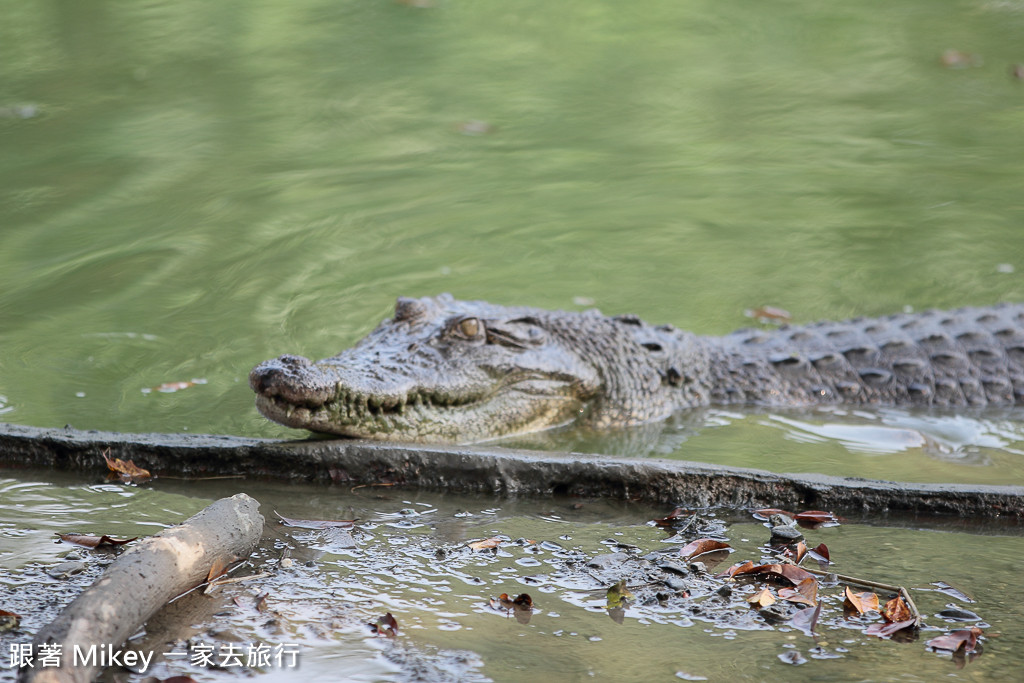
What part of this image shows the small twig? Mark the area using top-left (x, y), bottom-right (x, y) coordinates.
top-left (350, 482), bottom-right (397, 493)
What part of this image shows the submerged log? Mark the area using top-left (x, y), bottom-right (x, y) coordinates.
top-left (19, 494), bottom-right (264, 683)
top-left (0, 422), bottom-right (1022, 518)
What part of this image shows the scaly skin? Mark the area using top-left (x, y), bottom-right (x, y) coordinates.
top-left (250, 295), bottom-right (1024, 442)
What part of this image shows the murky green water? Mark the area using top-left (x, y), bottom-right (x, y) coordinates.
top-left (2, 1), bottom-right (1024, 680)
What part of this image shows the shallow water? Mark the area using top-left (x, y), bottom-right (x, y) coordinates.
top-left (2, 0), bottom-right (1024, 680)
top-left (2, 474), bottom-right (1022, 682)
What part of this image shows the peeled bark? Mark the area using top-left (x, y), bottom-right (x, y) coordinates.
top-left (19, 494), bottom-right (264, 683)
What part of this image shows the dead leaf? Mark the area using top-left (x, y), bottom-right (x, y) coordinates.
top-left (747, 587), bottom-right (776, 609)
top-left (274, 511), bottom-right (355, 529)
top-left (793, 510), bottom-right (840, 528)
top-left (882, 596), bottom-right (913, 623)
top-left (717, 560), bottom-right (755, 578)
top-left (0, 609), bottom-right (21, 633)
top-left (652, 507), bottom-right (690, 527)
top-left (844, 586), bottom-right (879, 615)
top-left (865, 618), bottom-right (917, 638)
top-left (255, 592), bottom-right (269, 612)
top-left (468, 537), bottom-right (502, 551)
top-left (779, 577), bottom-right (818, 606)
top-left (927, 626), bottom-right (983, 653)
top-left (794, 540), bottom-right (807, 564)
top-left (141, 378), bottom-right (207, 394)
top-left (207, 555), bottom-right (237, 582)
top-left (752, 508), bottom-right (792, 521)
top-left (791, 601), bottom-right (823, 637)
top-left (806, 543), bottom-right (831, 567)
top-left (57, 533), bottom-right (137, 548)
top-left (735, 563), bottom-right (816, 585)
top-left (513, 593), bottom-right (533, 609)
top-left (679, 539), bottom-right (731, 561)
top-left (101, 449), bottom-right (151, 484)
top-left (372, 612), bottom-right (399, 637)
top-left (744, 306), bottom-right (792, 324)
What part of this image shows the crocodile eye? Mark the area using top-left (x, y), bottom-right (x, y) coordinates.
top-left (458, 317), bottom-right (482, 339)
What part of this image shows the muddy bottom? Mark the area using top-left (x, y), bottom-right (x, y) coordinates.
top-left (2, 474), bottom-right (1022, 682)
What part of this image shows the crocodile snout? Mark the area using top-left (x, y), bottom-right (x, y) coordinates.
top-left (249, 354), bottom-right (335, 406)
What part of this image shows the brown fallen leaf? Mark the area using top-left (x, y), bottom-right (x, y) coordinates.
top-left (865, 618), bottom-right (917, 638)
top-left (793, 510), bottom-right (840, 528)
top-left (274, 511), bottom-right (355, 529)
top-left (512, 593), bottom-right (533, 609)
top-left (844, 586), bottom-right (880, 615)
top-left (0, 609), bottom-right (21, 633)
top-left (735, 563), bottom-right (816, 585)
top-left (747, 587), bottom-right (776, 609)
top-left (679, 538), bottom-right (731, 561)
top-left (745, 306), bottom-right (792, 324)
top-left (57, 533), bottom-right (137, 548)
top-left (717, 560), bottom-right (755, 579)
top-left (794, 540), bottom-right (808, 564)
top-left (371, 612), bottom-right (399, 637)
top-left (882, 595), bottom-right (913, 624)
top-left (806, 542), bottom-right (831, 567)
top-left (102, 449), bottom-right (151, 484)
top-left (752, 508), bottom-right (792, 521)
top-left (207, 555), bottom-right (238, 582)
top-left (927, 626), bottom-right (983, 653)
top-left (779, 577), bottom-right (818, 606)
top-left (468, 537), bottom-right (502, 551)
top-left (652, 507), bottom-right (690, 527)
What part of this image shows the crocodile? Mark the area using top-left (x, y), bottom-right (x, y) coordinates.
top-left (250, 294), bottom-right (1024, 443)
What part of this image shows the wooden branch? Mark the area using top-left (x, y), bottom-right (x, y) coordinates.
top-left (19, 494), bottom-right (264, 683)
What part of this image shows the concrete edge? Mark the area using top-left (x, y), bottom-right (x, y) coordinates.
top-left (1, 422), bottom-right (1022, 518)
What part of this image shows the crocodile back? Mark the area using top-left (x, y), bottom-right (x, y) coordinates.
top-left (721, 304), bottom-right (1024, 407)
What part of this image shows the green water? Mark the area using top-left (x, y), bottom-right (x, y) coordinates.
top-left (2, 1), bottom-right (1024, 679)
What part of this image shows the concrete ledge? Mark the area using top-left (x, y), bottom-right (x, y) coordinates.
top-left (1, 422), bottom-right (1022, 518)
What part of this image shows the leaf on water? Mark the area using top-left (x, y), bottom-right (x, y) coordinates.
top-left (717, 560), bottom-right (755, 578)
top-left (101, 449), bottom-right (151, 484)
top-left (0, 608), bottom-right (21, 633)
top-left (793, 510), bottom-right (840, 528)
top-left (844, 586), bottom-right (880, 615)
top-left (752, 508), bottom-right (792, 521)
top-left (468, 537), bottom-right (502, 551)
top-left (745, 306), bottom-right (793, 324)
top-left (255, 592), bottom-right (269, 613)
top-left (747, 587), bottom-right (776, 609)
top-left (865, 618), bottom-right (917, 638)
top-left (736, 563), bottom-right (816, 585)
top-left (791, 601), bottom-right (823, 637)
top-left (606, 579), bottom-right (634, 609)
top-left (882, 595), bottom-right (913, 623)
top-left (779, 577), bottom-right (818, 606)
top-left (926, 626), bottom-right (983, 653)
top-left (141, 378), bottom-right (207, 394)
top-left (57, 533), bottom-right (137, 548)
top-left (806, 543), bottom-right (830, 567)
top-left (512, 593), bottom-right (533, 609)
top-left (371, 612), bottom-right (399, 637)
top-left (274, 511), bottom-right (355, 529)
top-left (652, 507), bottom-right (690, 527)
top-left (929, 581), bottom-right (975, 603)
top-left (679, 539), bottom-right (731, 561)
top-left (794, 540), bottom-right (807, 564)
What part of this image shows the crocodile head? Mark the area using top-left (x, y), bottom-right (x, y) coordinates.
top-left (250, 294), bottom-right (608, 442)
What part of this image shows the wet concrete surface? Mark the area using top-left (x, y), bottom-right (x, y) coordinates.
top-left (1, 422), bottom-right (1022, 519)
